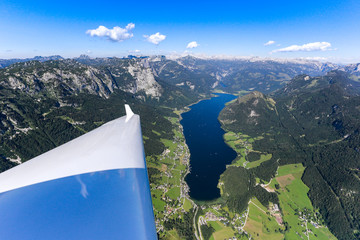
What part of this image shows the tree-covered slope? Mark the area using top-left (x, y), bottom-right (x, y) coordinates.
top-left (0, 59), bottom-right (200, 168)
top-left (219, 71), bottom-right (360, 239)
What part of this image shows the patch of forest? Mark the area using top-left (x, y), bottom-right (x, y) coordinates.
top-left (0, 82), bottom-right (198, 170)
top-left (221, 167), bottom-right (279, 214)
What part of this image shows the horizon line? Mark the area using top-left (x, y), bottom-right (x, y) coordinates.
top-left (0, 54), bottom-right (359, 65)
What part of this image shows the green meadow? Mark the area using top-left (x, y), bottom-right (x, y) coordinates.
top-left (268, 164), bottom-right (336, 240)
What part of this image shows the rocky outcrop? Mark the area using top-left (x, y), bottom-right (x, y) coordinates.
top-left (0, 59), bottom-right (163, 99)
top-left (127, 62), bottom-right (162, 98)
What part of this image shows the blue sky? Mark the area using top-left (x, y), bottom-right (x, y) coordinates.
top-left (0, 0), bottom-right (359, 63)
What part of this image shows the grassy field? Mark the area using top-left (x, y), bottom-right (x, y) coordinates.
top-left (209, 221), bottom-right (223, 231)
top-left (161, 138), bottom-right (178, 153)
top-left (151, 188), bottom-right (166, 212)
top-left (168, 170), bottom-right (181, 185)
top-left (183, 198), bottom-right (193, 212)
top-left (243, 198), bottom-right (284, 240)
top-left (223, 131), bottom-right (272, 169)
top-left (268, 164), bottom-right (336, 240)
top-left (153, 197), bottom-right (166, 212)
top-left (208, 221), bottom-right (236, 240)
top-left (166, 186), bottom-right (180, 200)
top-left (223, 131), bottom-right (249, 166)
top-left (175, 163), bottom-right (186, 171)
top-left (165, 229), bottom-right (181, 240)
top-left (206, 208), bottom-right (221, 216)
top-left (246, 153), bottom-right (272, 168)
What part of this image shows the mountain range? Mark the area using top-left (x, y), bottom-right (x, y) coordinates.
top-left (0, 55), bottom-right (359, 239)
top-left (0, 55), bottom-right (64, 68)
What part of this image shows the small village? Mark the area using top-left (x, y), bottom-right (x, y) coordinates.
top-left (148, 116), bottom-right (196, 237)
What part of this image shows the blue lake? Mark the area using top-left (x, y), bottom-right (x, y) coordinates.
top-left (181, 93), bottom-right (237, 201)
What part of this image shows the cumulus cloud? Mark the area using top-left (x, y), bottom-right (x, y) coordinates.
top-left (86, 23), bottom-right (135, 42)
top-left (272, 42), bottom-right (333, 53)
top-left (264, 40), bottom-right (275, 46)
top-left (186, 41), bottom-right (199, 49)
top-left (144, 32), bottom-right (166, 45)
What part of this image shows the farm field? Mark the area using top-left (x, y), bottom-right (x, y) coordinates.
top-left (268, 164), bottom-right (336, 240)
top-left (209, 221), bottom-right (236, 240)
top-left (243, 198), bottom-right (284, 240)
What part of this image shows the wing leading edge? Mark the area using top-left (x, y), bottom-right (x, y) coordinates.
top-left (0, 105), bottom-right (157, 240)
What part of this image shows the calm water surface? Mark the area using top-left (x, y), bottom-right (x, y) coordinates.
top-left (181, 93), bottom-right (237, 201)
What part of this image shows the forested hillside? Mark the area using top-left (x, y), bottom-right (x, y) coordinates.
top-left (0, 58), bottom-right (200, 169)
top-left (219, 71), bottom-right (360, 239)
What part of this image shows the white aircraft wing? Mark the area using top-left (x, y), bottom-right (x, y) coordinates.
top-left (0, 105), bottom-right (157, 239)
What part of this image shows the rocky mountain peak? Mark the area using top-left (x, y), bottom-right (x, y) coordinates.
top-left (0, 58), bottom-right (166, 100)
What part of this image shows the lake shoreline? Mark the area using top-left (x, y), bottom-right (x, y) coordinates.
top-left (180, 93), bottom-right (238, 201)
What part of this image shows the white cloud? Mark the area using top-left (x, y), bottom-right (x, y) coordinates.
top-left (128, 49), bottom-right (141, 53)
top-left (299, 56), bottom-right (328, 61)
top-left (86, 23), bottom-right (135, 42)
top-left (272, 42), bottom-right (333, 53)
top-left (144, 32), bottom-right (166, 45)
top-left (186, 41), bottom-right (199, 49)
top-left (264, 40), bottom-right (275, 46)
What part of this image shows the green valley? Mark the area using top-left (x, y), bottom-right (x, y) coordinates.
top-left (0, 57), bottom-right (359, 239)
